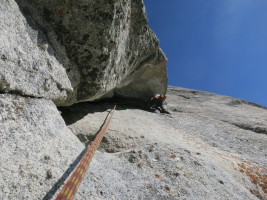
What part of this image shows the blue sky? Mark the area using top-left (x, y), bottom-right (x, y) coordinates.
top-left (143, 0), bottom-right (267, 107)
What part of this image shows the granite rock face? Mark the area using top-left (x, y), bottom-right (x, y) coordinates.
top-left (16, 0), bottom-right (168, 105)
top-left (0, 86), bottom-right (266, 199)
top-left (3, 0), bottom-right (266, 199)
top-left (0, 0), bottom-right (72, 104)
top-left (62, 86), bottom-right (267, 200)
top-left (0, 94), bottom-right (83, 200)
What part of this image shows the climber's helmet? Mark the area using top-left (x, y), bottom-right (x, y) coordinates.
top-left (155, 94), bottom-right (160, 98)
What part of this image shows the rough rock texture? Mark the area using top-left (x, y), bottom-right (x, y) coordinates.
top-left (61, 86), bottom-right (267, 200)
top-left (16, 0), bottom-right (168, 105)
top-left (0, 0), bottom-right (72, 104)
top-left (0, 86), bottom-right (266, 199)
top-left (0, 94), bottom-right (83, 200)
top-left (1, 1), bottom-right (266, 199)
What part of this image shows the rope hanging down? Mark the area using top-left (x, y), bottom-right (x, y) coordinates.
top-left (55, 105), bottom-right (116, 200)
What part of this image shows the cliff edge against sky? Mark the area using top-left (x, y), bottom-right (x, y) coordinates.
top-left (0, 0), bottom-right (266, 200)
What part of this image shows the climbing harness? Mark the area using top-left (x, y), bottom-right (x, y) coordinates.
top-left (55, 105), bottom-right (116, 200)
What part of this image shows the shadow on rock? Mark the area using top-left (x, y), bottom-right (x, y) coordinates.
top-left (58, 97), bottom-right (147, 126)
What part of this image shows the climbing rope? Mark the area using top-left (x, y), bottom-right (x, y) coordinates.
top-left (55, 105), bottom-right (116, 200)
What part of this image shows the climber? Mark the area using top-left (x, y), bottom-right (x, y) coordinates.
top-left (148, 94), bottom-right (170, 114)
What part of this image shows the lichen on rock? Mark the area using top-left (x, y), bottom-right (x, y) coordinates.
top-left (16, 0), bottom-right (167, 105)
